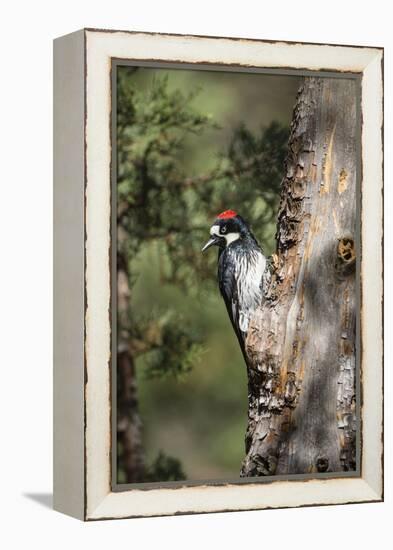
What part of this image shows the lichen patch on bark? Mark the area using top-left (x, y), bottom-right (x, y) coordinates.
top-left (338, 168), bottom-right (349, 194)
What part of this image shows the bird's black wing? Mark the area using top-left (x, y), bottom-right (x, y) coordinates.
top-left (217, 249), bottom-right (247, 359)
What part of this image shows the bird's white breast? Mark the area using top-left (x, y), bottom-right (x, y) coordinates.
top-left (235, 249), bottom-right (266, 333)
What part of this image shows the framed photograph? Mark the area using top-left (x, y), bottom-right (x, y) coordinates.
top-left (53, 29), bottom-right (383, 520)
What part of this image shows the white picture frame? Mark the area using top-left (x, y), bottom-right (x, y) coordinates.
top-left (53, 28), bottom-right (383, 520)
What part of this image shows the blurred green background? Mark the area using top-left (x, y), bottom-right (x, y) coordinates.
top-left (116, 65), bottom-right (300, 482)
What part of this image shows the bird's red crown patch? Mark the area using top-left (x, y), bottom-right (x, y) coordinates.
top-left (217, 209), bottom-right (237, 219)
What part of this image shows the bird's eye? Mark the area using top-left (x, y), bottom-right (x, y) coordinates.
top-left (221, 226), bottom-right (227, 234)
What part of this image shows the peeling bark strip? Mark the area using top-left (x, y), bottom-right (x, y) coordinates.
top-left (242, 77), bottom-right (357, 476)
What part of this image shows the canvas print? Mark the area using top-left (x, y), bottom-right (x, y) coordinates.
top-left (114, 65), bottom-right (358, 485)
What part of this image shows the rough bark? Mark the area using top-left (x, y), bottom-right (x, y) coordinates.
top-left (116, 250), bottom-right (146, 483)
top-left (242, 77), bottom-right (357, 476)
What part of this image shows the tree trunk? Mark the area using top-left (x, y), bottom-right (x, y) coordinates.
top-left (116, 251), bottom-right (146, 482)
top-left (242, 77), bottom-right (357, 476)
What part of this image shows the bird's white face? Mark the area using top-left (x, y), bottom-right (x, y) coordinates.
top-left (201, 211), bottom-right (243, 252)
top-left (210, 224), bottom-right (240, 246)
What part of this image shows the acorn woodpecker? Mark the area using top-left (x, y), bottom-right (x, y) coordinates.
top-left (202, 210), bottom-right (267, 359)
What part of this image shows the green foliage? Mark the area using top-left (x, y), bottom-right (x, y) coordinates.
top-left (127, 309), bottom-right (205, 380)
top-left (145, 451), bottom-right (186, 482)
top-left (227, 122), bottom-right (290, 222)
top-left (117, 67), bottom-right (289, 288)
top-left (117, 68), bottom-right (217, 258)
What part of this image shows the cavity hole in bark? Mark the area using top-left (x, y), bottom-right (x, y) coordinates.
top-left (335, 237), bottom-right (356, 277)
top-left (316, 457), bottom-right (329, 472)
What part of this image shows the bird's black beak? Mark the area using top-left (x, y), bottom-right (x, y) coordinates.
top-left (201, 235), bottom-right (220, 252)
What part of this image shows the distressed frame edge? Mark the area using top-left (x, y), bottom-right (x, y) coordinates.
top-left (81, 30), bottom-right (383, 521)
